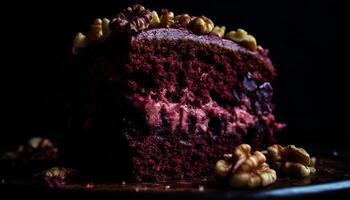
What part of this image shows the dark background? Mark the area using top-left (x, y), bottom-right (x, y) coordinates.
top-left (2, 0), bottom-right (348, 149)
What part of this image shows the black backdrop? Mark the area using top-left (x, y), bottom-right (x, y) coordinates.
top-left (2, 0), bottom-right (348, 149)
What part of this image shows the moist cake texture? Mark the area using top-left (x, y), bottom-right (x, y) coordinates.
top-left (65, 4), bottom-right (285, 181)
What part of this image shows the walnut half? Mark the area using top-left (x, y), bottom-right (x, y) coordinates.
top-left (189, 16), bottom-right (214, 35)
top-left (215, 144), bottom-right (277, 188)
top-left (110, 4), bottom-right (152, 33)
top-left (72, 18), bottom-right (111, 55)
top-left (266, 144), bottom-right (316, 178)
top-left (211, 26), bottom-right (226, 37)
top-left (225, 29), bottom-right (257, 51)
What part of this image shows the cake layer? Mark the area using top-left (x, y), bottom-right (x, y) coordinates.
top-left (64, 5), bottom-right (285, 182)
top-left (133, 28), bottom-right (275, 80)
top-left (72, 28), bottom-right (284, 181)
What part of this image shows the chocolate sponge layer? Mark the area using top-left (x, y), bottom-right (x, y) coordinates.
top-left (65, 28), bottom-right (284, 181)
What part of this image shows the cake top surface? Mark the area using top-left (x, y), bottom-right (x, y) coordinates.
top-left (71, 4), bottom-right (276, 78)
top-left (72, 4), bottom-right (262, 53)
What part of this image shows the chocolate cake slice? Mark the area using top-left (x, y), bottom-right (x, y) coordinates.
top-left (65, 5), bottom-right (285, 181)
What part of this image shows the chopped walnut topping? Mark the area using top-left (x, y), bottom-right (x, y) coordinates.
top-left (71, 5), bottom-right (262, 55)
top-left (215, 144), bottom-right (277, 188)
top-left (267, 144), bottom-right (316, 178)
top-left (1, 137), bottom-right (58, 164)
top-left (72, 18), bottom-right (112, 54)
top-left (225, 29), bottom-right (257, 51)
top-left (160, 9), bottom-right (175, 27)
top-left (110, 4), bottom-right (152, 33)
top-left (211, 26), bottom-right (226, 37)
top-left (189, 16), bottom-right (214, 34)
top-left (150, 11), bottom-right (160, 27)
top-left (174, 14), bottom-right (191, 27)
top-left (102, 18), bottom-right (111, 37)
top-left (86, 18), bottom-right (103, 43)
top-left (42, 167), bottom-right (77, 188)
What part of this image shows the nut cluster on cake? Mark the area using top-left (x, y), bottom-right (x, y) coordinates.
top-left (72, 4), bottom-right (258, 55)
top-left (267, 144), bottom-right (316, 177)
top-left (214, 144), bottom-right (316, 188)
top-left (215, 144), bottom-right (277, 188)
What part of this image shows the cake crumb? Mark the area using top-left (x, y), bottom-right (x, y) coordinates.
top-left (198, 185), bottom-right (205, 192)
top-left (333, 151), bottom-right (339, 157)
top-left (86, 182), bottom-right (94, 189)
